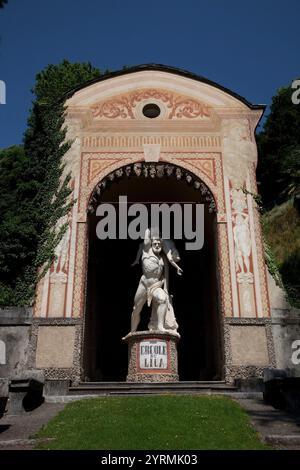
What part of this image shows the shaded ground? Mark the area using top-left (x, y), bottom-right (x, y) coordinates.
top-left (0, 403), bottom-right (65, 450)
top-left (236, 397), bottom-right (300, 450)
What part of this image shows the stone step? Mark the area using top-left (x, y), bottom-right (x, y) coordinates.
top-left (46, 392), bottom-right (262, 403)
top-left (76, 381), bottom-right (230, 387)
top-left (68, 381), bottom-right (237, 396)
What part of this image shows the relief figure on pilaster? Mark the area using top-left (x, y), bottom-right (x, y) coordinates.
top-left (231, 189), bottom-right (254, 284)
top-left (51, 214), bottom-right (71, 281)
top-left (233, 213), bottom-right (251, 275)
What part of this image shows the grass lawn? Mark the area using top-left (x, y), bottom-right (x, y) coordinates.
top-left (35, 395), bottom-right (270, 450)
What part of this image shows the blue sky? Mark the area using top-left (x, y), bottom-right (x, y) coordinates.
top-left (0, 0), bottom-right (299, 148)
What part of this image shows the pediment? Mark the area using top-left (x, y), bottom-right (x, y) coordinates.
top-left (65, 69), bottom-right (264, 130)
top-left (66, 70), bottom-right (254, 110)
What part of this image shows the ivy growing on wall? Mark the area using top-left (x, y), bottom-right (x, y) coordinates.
top-left (0, 60), bottom-right (103, 306)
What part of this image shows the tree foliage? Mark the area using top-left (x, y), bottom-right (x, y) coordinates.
top-left (278, 146), bottom-right (300, 200)
top-left (0, 60), bottom-right (102, 306)
top-left (0, 1), bottom-right (7, 8)
top-left (0, 145), bottom-right (36, 303)
top-left (257, 80), bottom-right (300, 207)
top-left (258, 80), bottom-right (300, 307)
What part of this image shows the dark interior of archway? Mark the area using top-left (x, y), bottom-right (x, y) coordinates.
top-left (83, 175), bottom-right (223, 382)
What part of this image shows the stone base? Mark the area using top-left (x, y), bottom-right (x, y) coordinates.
top-left (44, 379), bottom-right (70, 396)
top-left (8, 377), bottom-right (44, 414)
top-left (123, 331), bottom-right (180, 383)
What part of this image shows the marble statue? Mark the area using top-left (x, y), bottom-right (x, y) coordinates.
top-left (129, 228), bottom-right (182, 335)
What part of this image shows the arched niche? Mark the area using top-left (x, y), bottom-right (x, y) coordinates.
top-left (83, 162), bottom-right (223, 382)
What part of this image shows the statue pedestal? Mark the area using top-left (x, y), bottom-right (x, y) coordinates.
top-left (123, 331), bottom-right (180, 382)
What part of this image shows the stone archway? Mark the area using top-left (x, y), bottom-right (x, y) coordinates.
top-left (82, 162), bottom-right (223, 382)
top-left (32, 66), bottom-right (274, 389)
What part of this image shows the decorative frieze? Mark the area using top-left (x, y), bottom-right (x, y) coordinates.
top-left (82, 134), bottom-right (221, 150)
top-left (91, 88), bottom-right (211, 120)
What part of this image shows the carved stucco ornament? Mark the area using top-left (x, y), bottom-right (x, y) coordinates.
top-left (91, 89), bottom-right (211, 120)
top-left (88, 163), bottom-right (216, 214)
top-left (143, 144), bottom-right (161, 162)
top-left (222, 119), bottom-right (257, 188)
